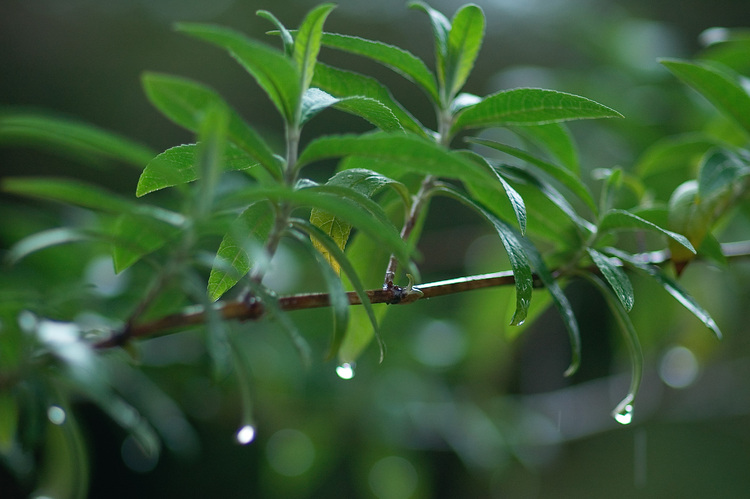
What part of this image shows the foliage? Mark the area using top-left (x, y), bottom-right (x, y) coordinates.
top-left (1, 3), bottom-right (749, 497)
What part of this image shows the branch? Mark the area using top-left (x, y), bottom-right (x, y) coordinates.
top-left (94, 243), bottom-right (750, 348)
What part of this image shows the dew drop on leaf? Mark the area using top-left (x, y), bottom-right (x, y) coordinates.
top-left (336, 362), bottom-right (356, 380)
top-left (236, 424), bottom-right (256, 445)
top-left (612, 395), bottom-right (634, 425)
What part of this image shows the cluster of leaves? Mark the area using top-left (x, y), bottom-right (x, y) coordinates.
top-left (1, 3), bottom-right (749, 496)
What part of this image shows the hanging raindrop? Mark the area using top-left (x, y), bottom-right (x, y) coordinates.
top-left (336, 362), bottom-right (356, 380)
top-left (236, 424), bottom-right (257, 445)
top-left (613, 394), bottom-right (634, 425)
top-left (47, 405), bottom-right (66, 425)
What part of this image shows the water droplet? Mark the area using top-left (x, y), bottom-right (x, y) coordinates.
top-left (613, 395), bottom-right (634, 425)
top-left (236, 424), bottom-right (256, 445)
top-left (336, 362), bottom-right (356, 380)
top-left (47, 405), bottom-right (66, 425)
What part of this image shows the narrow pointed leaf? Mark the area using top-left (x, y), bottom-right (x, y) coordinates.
top-left (434, 185), bottom-right (533, 326)
top-left (6, 228), bottom-right (95, 264)
top-left (300, 87), bottom-right (402, 131)
top-left (318, 32), bottom-right (439, 103)
top-left (136, 142), bottom-right (257, 197)
top-left (468, 136), bottom-right (597, 213)
top-left (142, 73), bottom-right (280, 177)
top-left (288, 227), bottom-right (349, 360)
top-left (598, 209), bottom-right (696, 253)
top-left (409, 1), bottom-right (451, 90)
top-left (445, 4), bottom-right (485, 98)
top-left (0, 112), bottom-right (155, 168)
top-left (112, 213), bottom-right (182, 273)
top-left (511, 123), bottom-right (580, 174)
top-left (293, 3), bottom-right (336, 91)
top-left (176, 23), bottom-right (301, 123)
top-left (660, 58), bottom-right (750, 136)
top-left (584, 273), bottom-right (643, 423)
top-left (453, 88), bottom-right (623, 134)
top-left (257, 10), bottom-right (294, 56)
top-left (587, 248), bottom-right (634, 311)
top-left (208, 201), bottom-right (275, 300)
top-left (312, 63), bottom-right (428, 136)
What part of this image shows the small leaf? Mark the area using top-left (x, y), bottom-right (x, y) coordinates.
top-left (598, 209), bottom-right (696, 254)
top-left (293, 3), bottom-right (336, 92)
top-left (312, 63), bottom-right (428, 137)
top-left (5, 227), bottom-right (96, 265)
top-left (697, 148), bottom-right (750, 200)
top-left (0, 112), bottom-right (155, 169)
top-left (257, 10), bottom-right (294, 56)
top-left (453, 88), bottom-right (623, 134)
top-left (208, 201), bottom-right (275, 301)
top-left (112, 213), bottom-right (183, 273)
top-left (300, 87), bottom-right (402, 131)
top-left (175, 23), bottom-right (301, 124)
top-left (434, 185), bottom-right (533, 326)
top-left (660, 58), bottom-right (750, 136)
top-left (142, 73), bottom-right (280, 177)
top-left (409, 1), bottom-right (451, 90)
top-left (445, 4), bottom-right (485, 99)
top-left (318, 32), bottom-right (439, 103)
top-left (511, 123), bottom-right (580, 175)
top-left (468, 137), bottom-right (597, 213)
top-left (137, 142), bottom-right (257, 197)
top-left (587, 248), bottom-right (634, 311)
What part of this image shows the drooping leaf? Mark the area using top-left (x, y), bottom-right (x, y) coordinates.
top-left (312, 63), bottom-right (428, 137)
top-left (310, 169), bottom-right (409, 273)
top-left (453, 88), bottom-right (623, 134)
top-left (660, 58), bottom-right (750, 136)
top-left (257, 9), bottom-right (294, 56)
top-left (598, 209), bottom-right (696, 254)
top-left (136, 142), bottom-right (257, 197)
top-left (300, 87), bottom-right (402, 131)
top-left (468, 137), bottom-right (597, 213)
top-left (583, 273), bottom-right (643, 424)
top-left (409, 1), bottom-right (451, 91)
top-left (293, 3), bottom-right (336, 91)
top-left (5, 227), bottom-right (96, 265)
top-left (0, 111), bottom-right (155, 169)
top-left (445, 4), bottom-right (485, 99)
top-left (142, 73), bottom-right (281, 177)
top-left (176, 23), bottom-right (302, 124)
top-left (510, 122), bottom-right (580, 175)
top-left (587, 248), bottom-right (634, 311)
top-left (318, 32), bottom-right (439, 103)
top-left (208, 201), bottom-right (275, 301)
top-left (434, 185), bottom-right (533, 326)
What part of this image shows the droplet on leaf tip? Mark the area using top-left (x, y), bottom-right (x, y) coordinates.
top-left (336, 362), bottom-right (355, 380)
top-left (236, 424), bottom-right (256, 445)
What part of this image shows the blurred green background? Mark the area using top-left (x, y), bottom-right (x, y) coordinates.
top-left (2, 0), bottom-right (750, 497)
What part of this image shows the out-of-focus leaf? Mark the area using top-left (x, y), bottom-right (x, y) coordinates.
top-left (660, 58), bottom-right (750, 136)
top-left (318, 32), bottom-right (439, 103)
top-left (208, 201), bottom-right (275, 301)
top-left (667, 180), bottom-right (709, 273)
top-left (468, 137), bottom-right (597, 213)
top-left (511, 123), bottom-right (580, 174)
top-left (310, 169), bottom-right (409, 273)
top-left (434, 185), bottom-right (533, 326)
top-left (598, 209), bottom-right (696, 254)
top-left (0, 391), bottom-right (18, 453)
top-left (136, 142), bottom-right (257, 197)
top-left (176, 23), bottom-right (301, 124)
top-left (299, 87), bottom-right (402, 131)
top-left (5, 228), bottom-right (96, 265)
top-left (444, 4), bottom-right (485, 99)
top-left (453, 88), bottom-right (623, 134)
top-left (0, 111), bottom-right (155, 169)
top-left (587, 248), bottom-right (634, 311)
top-left (697, 148), bottom-right (750, 200)
top-left (635, 133), bottom-right (719, 177)
top-left (583, 273), bottom-right (642, 424)
top-left (194, 104), bottom-right (230, 218)
top-left (112, 213), bottom-right (182, 273)
top-left (142, 73), bottom-right (281, 177)
top-left (312, 63), bottom-right (428, 137)
top-left (293, 4), bottom-right (336, 91)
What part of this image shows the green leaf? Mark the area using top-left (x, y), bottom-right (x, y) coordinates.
top-left (0, 111), bottom-right (155, 169)
top-left (453, 88), bottom-right (623, 134)
top-left (587, 248), bottom-right (634, 311)
top-left (409, 1), bottom-right (451, 91)
top-left (312, 63), bottom-right (428, 137)
top-left (445, 4), bottom-right (485, 99)
top-left (175, 23), bottom-right (301, 124)
top-left (468, 137), bottom-right (597, 213)
top-left (142, 73), bottom-right (280, 177)
top-left (434, 185), bottom-right (533, 326)
top-left (697, 148), bottom-right (750, 200)
top-left (598, 209), bottom-right (696, 253)
top-left (318, 32), bottom-right (439, 103)
top-left (112, 213), bottom-right (183, 273)
top-left (310, 169), bottom-right (409, 274)
top-left (288, 227), bottom-right (350, 360)
top-left (136, 142), bottom-right (257, 197)
top-left (0, 391), bottom-right (19, 453)
top-left (660, 58), bottom-right (750, 136)
top-left (208, 201), bottom-right (275, 300)
top-left (510, 123), bottom-right (580, 175)
top-left (294, 4), bottom-right (336, 92)
top-left (257, 10), bottom-right (294, 56)
top-left (583, 273), bottom-right (643, 424)
top-left (5, 227), bottom-right (95, 265)
top-left (300, 88), bottom-right (402, 131)
top-left (635, 133), bottom-right (719, 177)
